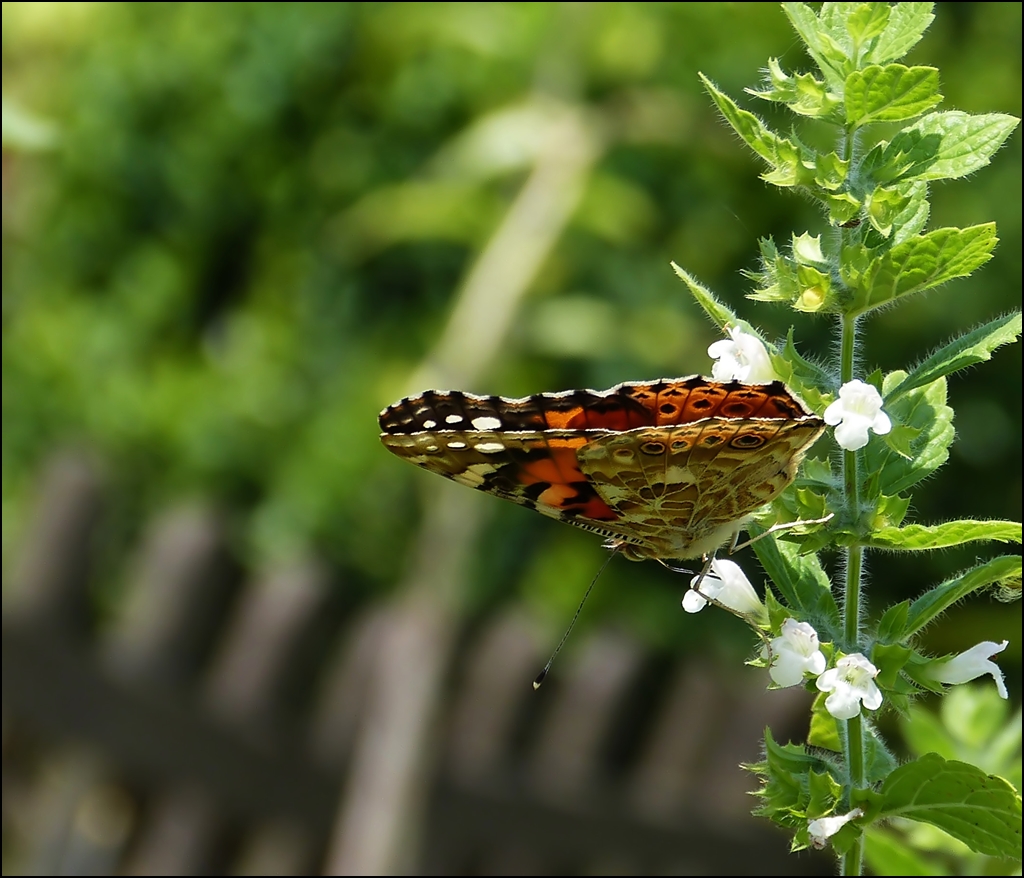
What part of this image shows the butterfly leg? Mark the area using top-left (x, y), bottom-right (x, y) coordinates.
top-left (730, 513), bottom-right (834, 553)
top-left (665, 554), bottom-right (776, 664)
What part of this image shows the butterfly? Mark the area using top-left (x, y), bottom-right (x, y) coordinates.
top-left (378, 376), bottom-right (824, 562)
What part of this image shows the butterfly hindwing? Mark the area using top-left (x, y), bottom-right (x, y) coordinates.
top-left (379, 377), bottom-right (825, 560)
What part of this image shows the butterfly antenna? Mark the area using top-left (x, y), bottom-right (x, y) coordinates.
top-left (533, 550), bottom-right (617, 690)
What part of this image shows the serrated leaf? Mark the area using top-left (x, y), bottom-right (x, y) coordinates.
top-left (814, 151), bottom-right (850, 190)
top-left (851, 225), bottom-right (998, 317)
top-left (808, 769), bottom-right (844, 816)
top-left (749, 237), bottom-right (798, 303)
top-left (869, 2), bottom-right (934, 63)
top-left (825, 191), bottom-right (863, 226)
top-left (753, 729), bottom-right (840, 820)
top-left (891, 180), bottom-right (930, 245)
top-left (701, 74), bottom-right (811, 187)
top-left (881, 422), bottom-right (920, 459)
top-left (864, 112), bottom-right (1020, 185)
top-left (846, 65), bottom-right (941, 126)
top-left (885, 312), bottom-right (1022, 403)
top-left (873, 493), bottom-right (911, 528)
top-left (748, 58), bottom-right (843, 119)
top-left (876, 600), bottom-right (910, 644)
top-left (865, 520), bottom-right (1022, 552)
top-left (783, 2), bottom-right (850, 88)
top-left (844, 2), bottom-right (890, 48)
top-left (864, 375), bottom-right (953, 496)
top-left (765, 727), bottom-right (830, 775)
top-left (878, 754), bottom-right (1022, 860)
top-left (866, 183), bottom-right (915, 237)
top-left (750, 526), bottom-right (840, 627)
top-left (908, 111), bottom-right (1020, 181)
top-left (905, 555), bottom-right (1023, 637)
top-left (769, 329), bottom-right (834, 414)
top-left (803, 456), bottom-right (836, 486)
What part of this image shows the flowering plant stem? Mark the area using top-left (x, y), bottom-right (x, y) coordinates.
top-left (840, 314), bottom-right (865, 875)
top-left (676, 3), bottom-right (1021, 873)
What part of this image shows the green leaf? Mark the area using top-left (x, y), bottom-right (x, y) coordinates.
top-left (825, 191), bottom-right (863, 226)
top-left (885, 312), bottom-right (1023, 403)
top-left (751, 729), bottom-right (840, 821)
top-left (844, 2), bottom-right (891, 50)
top-left (748, 237), bottom-right (801, 304)
top-left (814, 150), bottom-right (850, 190)
top-left (846, 65), bottom-right (941, 126)
top-left (750, 526), bottom-right (840, 627)
top-left (783, 2), bottom-right (850, 88)
top-left (769, 329), bottom-right (833, 414)
top-left (670, 262), bottom-right (738, 329)
top-left (869, 2), bottom-right (934, 63)
top-left (809, 692), bottom-right (843, 751)
top-left (905, 555), bottom-right (1023, 637)
top-left (863, 112), bottom-right (1020, 185)
top-left (873, 641), bottom-right (915, 690)
top-left (876, 600), bottom-right (910, 644)
top-left (851, 225), bottom-right (998, 317)
top-left (908, 111), bottom-right (1020, 181)
top-left (700, 74), bottom-right (813, 187)
top-left (864, 374), bottom-right (953, 496)
top-left (870, 493), bottom-right (912, 529)
top-left (808, 768), bottom-right (844, 817)
top-left (878, 754), bottom-right (1022, 860)
top-left (865, 520), bottom-right (1022, 551)
top-left (891, 180), bottom-right (930, 245)
top-left (747, 58), bottom-right (843, 120)
top-left (865, 183), bottom-right (916, 237)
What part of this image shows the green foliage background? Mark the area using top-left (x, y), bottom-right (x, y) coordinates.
top-left (2, 3), bottom-right (1020, 668)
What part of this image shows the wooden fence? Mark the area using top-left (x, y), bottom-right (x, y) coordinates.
top-left (3, 451), bottom-right (833, 875)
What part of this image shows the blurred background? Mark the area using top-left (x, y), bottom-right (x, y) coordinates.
top-left (2, 2), bottom-right (1020, 874)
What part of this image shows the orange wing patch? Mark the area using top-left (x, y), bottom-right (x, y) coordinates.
top-left (379, 376), bottom-right (825, 560)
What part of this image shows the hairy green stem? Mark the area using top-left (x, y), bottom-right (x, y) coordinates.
top-left (839, 311), bottom-right (866, 877)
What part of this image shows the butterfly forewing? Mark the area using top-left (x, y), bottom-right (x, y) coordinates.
top-left (379, 377), bottom-right (825, 560)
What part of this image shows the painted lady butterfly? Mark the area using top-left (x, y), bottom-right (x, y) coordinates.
top-left (379, 377), bottom-right (824, 562)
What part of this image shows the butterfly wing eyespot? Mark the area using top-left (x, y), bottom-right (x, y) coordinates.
top-left (730, 433), bottom-right (767, 449)
top-left (379, 377), bottom-right (825, 561)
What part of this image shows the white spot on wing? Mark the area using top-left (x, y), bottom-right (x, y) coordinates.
top-left (422, 419), bottom-right (437, 429)
top-left (471, 416), bottom-right (502, 430)
top-left (447, 441), bottom-right (467, 449)
top-left (474, 441), bottom-right (505, 453)
top-left (445, 414), bottom-right (463, 424)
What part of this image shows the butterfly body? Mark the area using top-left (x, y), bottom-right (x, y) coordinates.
top-left (379, 377), bottom-right (824, 561)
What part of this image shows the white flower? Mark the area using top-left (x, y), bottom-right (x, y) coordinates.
top-left (808, 808), bottom-right (863, 850)
top-left (763, 618), bottom-right (827, 687)
top-left (682, 558), bottom-right (764, 618)
top-left (707, 326), bottom-right (776, 383)
top-left (925, 640), bottom-right (1009, 699)
top-left (823, 379), bottom-right (892, 451)
top-left (815, 653), bottom-right (883, 719)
